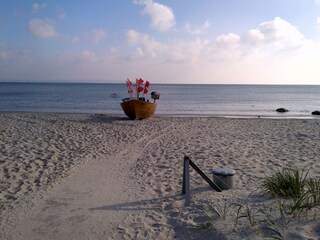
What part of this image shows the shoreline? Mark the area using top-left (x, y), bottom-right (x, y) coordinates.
top-left (1, 112), bottom-right (320, 239)
top-left (1, 110), bottom-right (320, 120)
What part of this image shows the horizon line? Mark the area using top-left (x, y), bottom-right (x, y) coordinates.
top-left (1, 80), bottom-right (320, 86)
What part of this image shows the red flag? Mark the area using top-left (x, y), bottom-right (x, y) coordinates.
top-left (128, 87), bottom-right (134, 94)
top-left (137, 86), bottom-right (144, 93)
top-left (136, 78), bottom-right (144, 85)
top-left (143, 81), bottom-right (150, 94)
top-left (126, 78), bottom-right (132, 86)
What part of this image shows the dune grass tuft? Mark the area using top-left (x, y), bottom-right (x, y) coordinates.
top-left (261, 168), bottom-right (309, 198)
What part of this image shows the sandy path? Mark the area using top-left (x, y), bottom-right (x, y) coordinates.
top-left (3, 146), bottom-right (133, 239)
top-left (0, 115), bottom-right (176, 240)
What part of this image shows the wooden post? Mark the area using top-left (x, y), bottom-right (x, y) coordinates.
top-left (182, 156), bottom-right (191, 206)
top-left (182, 155), bottom-right (222, 207)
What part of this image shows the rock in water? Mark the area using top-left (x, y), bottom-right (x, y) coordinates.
top-left (276, 108), bottom-right (289, 113)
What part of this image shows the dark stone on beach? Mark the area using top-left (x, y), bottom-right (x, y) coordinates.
top-left (276, 108), bottom-right (289, 113)
top-left (311, 110), bottom-right (320, 115)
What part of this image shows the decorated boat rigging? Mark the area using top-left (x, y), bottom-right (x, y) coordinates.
top-left (120, 78), bottom-right (160, 120)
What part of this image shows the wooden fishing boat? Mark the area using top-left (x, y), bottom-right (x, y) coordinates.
top-left (120, 78), bottom-right (160, 120)
top-left (121, 99), bottom-right (157, 120)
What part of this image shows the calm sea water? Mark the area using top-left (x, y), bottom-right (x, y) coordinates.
top-left (0, 82), bottom-right (320, 118)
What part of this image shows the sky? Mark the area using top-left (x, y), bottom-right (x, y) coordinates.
top-left (1, 0), bottom-right (320, 84)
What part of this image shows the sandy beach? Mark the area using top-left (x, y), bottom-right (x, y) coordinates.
top-left (1, 113), bottom-right (320, 239)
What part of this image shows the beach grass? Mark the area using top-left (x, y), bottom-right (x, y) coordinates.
top-left (195, 167), bottom-right (320, 239)
top-left (260, 168), bottom-right (309, 198)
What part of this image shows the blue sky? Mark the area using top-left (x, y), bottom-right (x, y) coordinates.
top-left (1, 0), bottom-right (320, 84)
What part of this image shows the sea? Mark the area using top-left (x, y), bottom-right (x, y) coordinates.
top-left (1, 82), bottom-right (320, 118)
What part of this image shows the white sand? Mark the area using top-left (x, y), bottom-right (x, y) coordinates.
top-left (1, 113), bottom-right (320, 239)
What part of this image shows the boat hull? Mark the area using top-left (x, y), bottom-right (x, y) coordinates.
top-left (120, 100), bottom-right (157, 120)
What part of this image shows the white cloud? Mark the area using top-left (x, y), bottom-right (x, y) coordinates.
top-left (126, 29), bottom-right (163, 59)
top-left (212, 17), bottom-right (307, 61)
top-left (216, 33), bottom-right (241, 44)
top-left (91, 29), bottom-right (107, 43)
top-left (184, 20), bottom-right (210, 35)
top-left (126, 29), bottom-right (140, 44)
top-left (126, 29), bottom-right (233, 63)
top-left (125, 30), bottom-right (222, 64)
top-left (134, 0), bottom-right (175, 32)
top-left (81, 50), bottom-right (97, 61)
top-left (119, 17), bottom-right (320, 84)
top-left (32, 3), bottom-right (47, 12)
top-left (317, 17), bottom-right (320, 27)
top-left (169, 38), bottom-right (211, 63)
top-left (215, 33), bottom-right (242, 60)
top-left (314, 0), bottom-right (320, 4)
top-left (246, 17), bottom-right (304, 52)
top-left (28, 18), bottom-right (58, 38)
